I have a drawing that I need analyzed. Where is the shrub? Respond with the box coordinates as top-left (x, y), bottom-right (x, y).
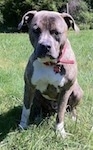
top-left (68, 0), bottom-right (93, 30)
top-left (0, 11), bottom-right (3, 24)
top-left (0, 0), bottom-right (93, 31)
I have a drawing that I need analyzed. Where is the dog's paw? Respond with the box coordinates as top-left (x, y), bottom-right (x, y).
top-left (18, 122), bottom-right (27, 130)
top-left (56, 128), bottom-right (73, 138)
top-left (72, 116), bottom-right (77, 121)
top-left (56, 122), bottom-right (67, 138)
top-left (56, 122), bottom-right (73, 138)
top-left (56, 128), bottom-right (67, 138)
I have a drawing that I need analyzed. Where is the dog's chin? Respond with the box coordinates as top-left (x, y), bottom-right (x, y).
top-left (37, 55), bottom-right (57, 64)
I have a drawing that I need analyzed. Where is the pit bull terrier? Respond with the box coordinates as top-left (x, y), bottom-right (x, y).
top-left (18, 10), bottom-right (83, 138)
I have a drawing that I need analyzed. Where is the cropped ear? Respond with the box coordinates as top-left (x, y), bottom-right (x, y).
top-left (61, 13), bottom-right (79, 32)
top-left (18, 11), bottom-right (37, 30)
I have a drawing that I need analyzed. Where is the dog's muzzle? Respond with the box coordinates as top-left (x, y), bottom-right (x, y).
top-left (35, 43), bottom-right (51, 58)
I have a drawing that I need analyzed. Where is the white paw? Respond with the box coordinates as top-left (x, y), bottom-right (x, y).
top-left (72, 116), bottom-right (77, 121)
top-left (18, 122), bottom-right (28, 130)
top-left (56, 122), bottom-right (67, 138)
top-left (19, 105), bottom-right (30, 130)
top-left (56, 122), bottom-right (73, 138)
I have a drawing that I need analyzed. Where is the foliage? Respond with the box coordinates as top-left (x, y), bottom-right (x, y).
top-left (68, 0), bottom-right (88, 23)
top-left (68, 0), bottom-right (93, 30)
top-left (0, 0), bottom-right (93, 31)
top-left (0, 10), bottom-right (3, 24)
top-left (84, 0), bottom-right (93, 10)
top-left (0, 0), bottom-right (27, 28)
top-left (0, 0), bottom-right (4, 24)
top-left (0, 0), bottom-right (64, 30)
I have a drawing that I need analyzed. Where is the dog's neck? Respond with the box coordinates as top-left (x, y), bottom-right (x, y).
top-left (58, 42), bottom-right (75, 65)
top-left (44, 42), bottom-right (75, 73)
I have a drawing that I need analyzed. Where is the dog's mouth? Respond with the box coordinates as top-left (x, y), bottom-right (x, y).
top-left (34, 43), bottom-right (59, 62)
top-left (35, 49), bottom-right (57, 64)
top-left (37, 56), bottom-right (57, 64)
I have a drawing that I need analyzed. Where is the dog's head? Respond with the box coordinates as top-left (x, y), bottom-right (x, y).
top-left (18, 10), bottom-right (79, 62)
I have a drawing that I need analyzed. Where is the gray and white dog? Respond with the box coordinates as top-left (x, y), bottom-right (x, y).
top-left (18, 10), bottom-right (83, 138)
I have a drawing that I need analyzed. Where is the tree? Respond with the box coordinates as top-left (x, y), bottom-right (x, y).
top-left (84, 0), bottom-right (93, 10)
top-left (68, 0), bottom-right (88, 22)
top-left (0, 0), bottom-right (93, 31)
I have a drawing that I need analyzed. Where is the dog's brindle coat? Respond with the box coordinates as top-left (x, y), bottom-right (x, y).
top-left (18, 10), bottom-right (83, 138)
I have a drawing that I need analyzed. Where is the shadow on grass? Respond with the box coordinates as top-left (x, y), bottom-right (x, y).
top-left (0, 93), bottom-right (57, 142)
top-left (0, 105), bottom-right (55, 142)
top-left (0, 106), bottom-right (22, 142)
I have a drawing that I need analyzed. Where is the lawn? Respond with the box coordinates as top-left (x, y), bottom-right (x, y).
top-left (0, 30), bottom-right (93, 150)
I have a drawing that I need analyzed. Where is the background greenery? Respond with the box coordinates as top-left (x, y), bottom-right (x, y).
top-left (0, 30), bottom-right (93, 149)
top-left (0, 0), bottom-right (93, 32)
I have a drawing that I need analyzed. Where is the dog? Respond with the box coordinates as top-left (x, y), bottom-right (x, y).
top-left (18, 10), bottom-right (83, 138)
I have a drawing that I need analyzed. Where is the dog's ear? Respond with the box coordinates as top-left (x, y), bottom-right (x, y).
top-left (61, 13), bottom-right (79, 32)
top-left (18, 11), bottom-right (37, 30)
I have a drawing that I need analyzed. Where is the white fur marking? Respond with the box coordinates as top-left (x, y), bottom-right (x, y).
top-left (56, 122), bottom-right (66, 138)
top-left (31, 60), bottom-right (66, 93)
top-left (72, 116), bottom-right (76, 121)
top-left (59, 77), bottom-right (66, 87)
top-left (42, 94), bottom-right (56, 100)
top-left (19, 105), bottom-right (30, 129)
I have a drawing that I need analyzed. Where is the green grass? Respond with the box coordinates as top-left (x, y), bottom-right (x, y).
top-left (0, 30), bottom-right (93, 150)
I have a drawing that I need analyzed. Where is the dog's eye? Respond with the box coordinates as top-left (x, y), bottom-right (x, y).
top-left (50, 30), bottom-right (60, 36)
top-left (32, 26), bottom-right (41, 34)
top-left (50, 30), bottom-right (61, 42)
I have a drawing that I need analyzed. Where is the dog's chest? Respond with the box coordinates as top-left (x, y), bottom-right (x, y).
top-left (31, 60), bottom-right (66, 99)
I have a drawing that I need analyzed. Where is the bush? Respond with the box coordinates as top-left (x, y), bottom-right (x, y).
top-left (68, 0), bottom-right (88, 22)
top-left (78, 24), bottom-right (90, 30)
top-left (0, 0), bottom-right (93, 31)
top-left (0, 0), bottom-right (60, 31)
top-left (0, 11), bottom-right (3, 24)
top-left (68, 0), bottom-right (93, 30)
top-left (0, 0), bottom-right (4, 24)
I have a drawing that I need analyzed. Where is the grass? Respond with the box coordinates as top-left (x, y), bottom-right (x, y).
top-left (0, 30), bottom-right (93, 150)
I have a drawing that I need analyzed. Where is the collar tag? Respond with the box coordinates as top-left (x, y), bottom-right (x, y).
top-left (54, 65), bottom-right (61, 73)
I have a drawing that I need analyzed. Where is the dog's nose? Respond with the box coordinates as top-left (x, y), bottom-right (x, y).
top-left (35, 43), bottom-right (51, 58)
top-left (41, 43), bottom-right (51, 51)
top-left (45, 44), bottom-right (51, 51)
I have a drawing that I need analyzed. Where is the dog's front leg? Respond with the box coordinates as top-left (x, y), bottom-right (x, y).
top-left (19, 84), bottom-right (35, 129)
top-left (56, 90), bottom-right (71, 138)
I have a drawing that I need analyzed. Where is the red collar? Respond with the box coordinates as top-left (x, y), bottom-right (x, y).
top-left (44, 43), bottom-right (75, 73)
top-left (57, 43), bottom-right (74, 64)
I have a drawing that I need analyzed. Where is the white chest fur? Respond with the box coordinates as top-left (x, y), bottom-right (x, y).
top-left (31, 60), bottom-right (66, 93)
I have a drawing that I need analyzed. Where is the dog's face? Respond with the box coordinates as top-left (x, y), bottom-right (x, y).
top-left (30, 11), bottom-right (68, 60)
top-left (18, 11), bottom-right (79, 61)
